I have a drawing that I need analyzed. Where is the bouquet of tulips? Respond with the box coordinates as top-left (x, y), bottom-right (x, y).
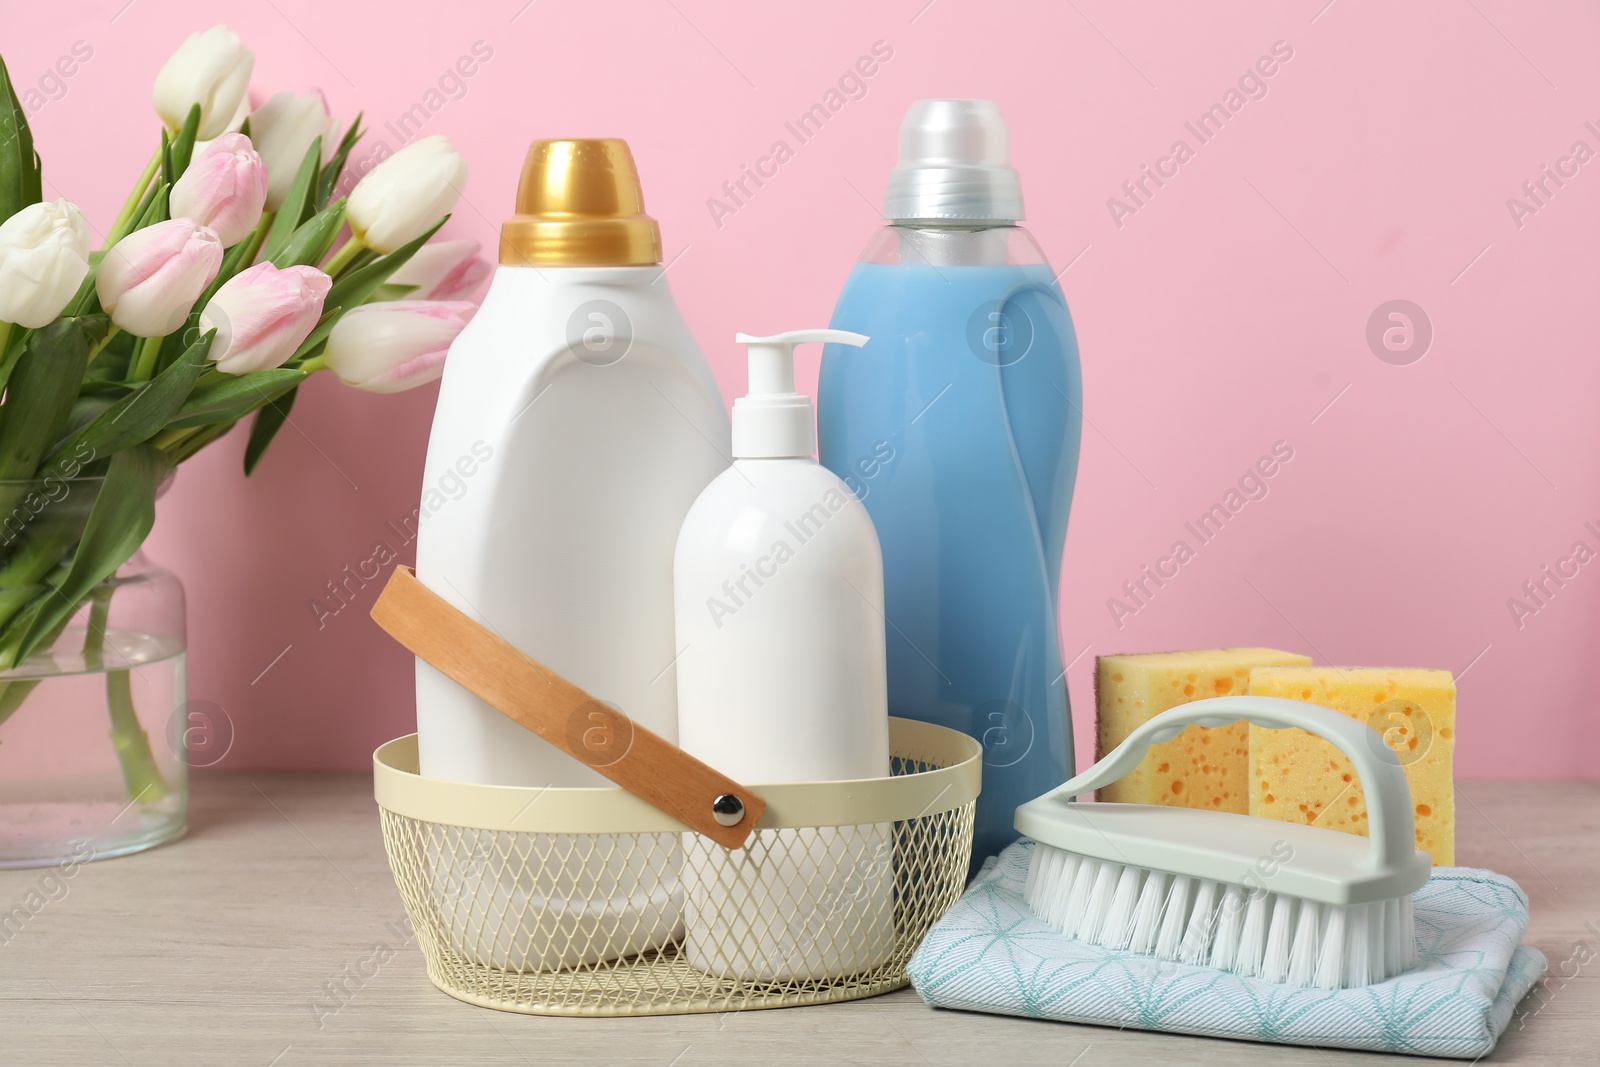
top-left (0, 26), bottom-right (485, 795)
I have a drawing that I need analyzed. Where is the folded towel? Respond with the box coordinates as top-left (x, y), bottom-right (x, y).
top-left (907, 841), bottom-right (1547, 1059)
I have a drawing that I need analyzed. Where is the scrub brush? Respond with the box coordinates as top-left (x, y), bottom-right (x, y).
top-left (1014, 696), bottom-right (1432, 990)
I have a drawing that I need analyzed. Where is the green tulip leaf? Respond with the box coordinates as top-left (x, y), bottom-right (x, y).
top-left (271, 198), bottom-right (347, 269)
top-left (342, 248), bottom-right (376, 276)
top-left (369, 283), bottom-right (418, 303)
top-left (317, 112), bottom-right (364, 209)
top-left (0, 318), bottom-right (99, 488)
top-left (77, 380), bottom-right (138, 397)
top-left (114, 177), bottom-right (170, 250)
top-left (149, 310), bottom-right (201, 377)
top-left (159, 127), bottom-right (173, 196)
top-left (243, 384), bottom-right (298, 475)
top-left (0, 336), bottom-right (28, 399)
top-left (43, 329), bottom-right (215, 469)
top-left (167, 369), bottom-right (306, 430)
top-left (259, 136), bottom-right (322, 264)
top-left (83, 333), bottom-right (138, 387)
top-left (8, 444), bottom-right (169, 664)
top-left (289, 307), bottom-right (341, 363)
top-left (0, 555), bottom-right (71, 671)
top-left (163, 420), bottom-right (234, 466)
top-left (138, 178), bottom-right (171, 229)
top-left (289, 219), bottom-right (444, 371)
top-left (0, 53), bottom-right (41, 223)
top-left (168, 104), bottom-right (201, 180)
top-left (23, 147), bottom-right (41, 210)
top-left (324, 215), bottom-right (447, 313)
top-left (61, 395), bottom-right (118, 438)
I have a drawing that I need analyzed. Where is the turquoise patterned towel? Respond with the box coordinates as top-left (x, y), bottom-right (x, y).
top-left (907, 841), bottom-right (1547, 1059)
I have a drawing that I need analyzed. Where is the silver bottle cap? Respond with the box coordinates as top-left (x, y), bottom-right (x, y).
top-left (883, 99), bottom-right (1024, 222)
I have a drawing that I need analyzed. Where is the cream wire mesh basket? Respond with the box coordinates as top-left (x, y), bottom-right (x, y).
top-left (374, 717), bottom-right (979, 1016)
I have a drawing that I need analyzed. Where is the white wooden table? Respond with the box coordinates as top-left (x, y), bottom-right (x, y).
top-left (1, 775), bottom-right (1593, 1065)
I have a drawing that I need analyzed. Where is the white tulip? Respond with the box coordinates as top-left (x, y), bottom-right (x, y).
top-left (249, 90), bottom-right (340, 211)
top-left (0, 200), bottom-right (92, 329)
top-left (322, 300), bottom-right (473, 392)
top-left (347, 136), bottom-right (467, 253)
top-left (152, 25), bottom-right (256, 140)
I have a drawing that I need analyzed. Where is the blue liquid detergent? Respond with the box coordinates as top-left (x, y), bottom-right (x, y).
top-left (819, 258), bottom-right (1083, 873)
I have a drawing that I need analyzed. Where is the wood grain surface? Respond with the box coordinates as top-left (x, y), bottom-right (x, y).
top-left (0, 777), bottom-right (1593, 1066)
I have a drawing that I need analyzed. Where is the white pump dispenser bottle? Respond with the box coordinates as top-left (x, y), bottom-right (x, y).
top-left (673, 329), bottom-right (893, 980)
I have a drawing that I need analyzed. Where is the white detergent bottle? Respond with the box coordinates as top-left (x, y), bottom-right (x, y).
top-left (414, 140), bottom-right (729, 970)
top-left (673, 329), bottom-right (894, 981)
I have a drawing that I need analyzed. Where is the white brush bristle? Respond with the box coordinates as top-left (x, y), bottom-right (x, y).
top-left (1022, 843), bottom-right (1417, 990)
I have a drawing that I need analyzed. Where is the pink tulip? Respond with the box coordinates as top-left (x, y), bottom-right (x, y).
top-left (97, 218), bottom-right (224, 337)
top-left (322, 300), bottom-right (474, 393)
top-left (387, 239), bottom-right (490, 301)
top-left (198, 262), bottom-right (331, 374)
top-left (170, 133), bottom-right (269, 246)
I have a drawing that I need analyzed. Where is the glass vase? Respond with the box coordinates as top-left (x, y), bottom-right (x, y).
top-left (0, 475), bottom-right (188, 869)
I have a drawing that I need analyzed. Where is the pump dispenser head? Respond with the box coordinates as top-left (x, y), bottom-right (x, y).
top-left (883, 99), bottom-right (1024, 223)
top-left (732, 330), bottom-right (868, 459)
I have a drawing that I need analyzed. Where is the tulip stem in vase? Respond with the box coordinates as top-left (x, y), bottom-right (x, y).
top-left (83, 585), bottom-right (112, 671)
top-left (83, 584), bottom-right (170, 804)
top-left (298, 354), bottom-right (327, 373)
top-left (104, 146), bottom-right (164, 248)
top-left (323, 235), bottom-right (363, 277)
top-left (105, 668), bottom-right (169, 804)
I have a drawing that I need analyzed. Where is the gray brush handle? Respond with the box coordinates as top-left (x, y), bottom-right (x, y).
top-left (1060, 696), bottom-right (1417, 873)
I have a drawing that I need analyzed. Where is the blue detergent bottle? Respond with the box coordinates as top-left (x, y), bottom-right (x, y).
top-left (818, 100), bottom-right (1083, 874)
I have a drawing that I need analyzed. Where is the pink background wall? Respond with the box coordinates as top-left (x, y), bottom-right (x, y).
top-left (7, 0), bottom-right (1597, 777)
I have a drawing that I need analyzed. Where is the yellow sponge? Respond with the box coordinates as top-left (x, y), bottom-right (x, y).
top-left (1096, 648), bottom-right (1312, 813)
top-left (1247, 666), bottom-right (1456, 865)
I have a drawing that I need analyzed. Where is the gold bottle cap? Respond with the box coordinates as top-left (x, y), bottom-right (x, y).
top-left (499, 139), bottom-right (663, 267)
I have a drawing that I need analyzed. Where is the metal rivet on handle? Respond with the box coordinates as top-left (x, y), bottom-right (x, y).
top-left (711, 794), bottom-right (745, 827)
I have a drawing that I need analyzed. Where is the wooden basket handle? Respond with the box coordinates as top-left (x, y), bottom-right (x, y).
top-left (371, 566), bottom-right (764, 849)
